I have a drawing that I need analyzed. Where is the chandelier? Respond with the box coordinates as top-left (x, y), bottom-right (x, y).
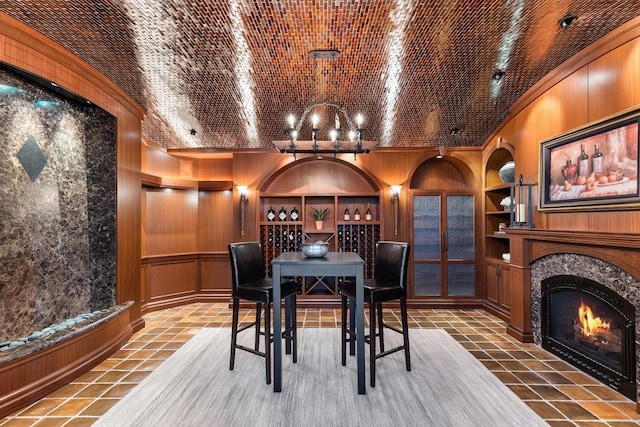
top-left (272, 100), bottom-right (377, 159)
top-left (272, 49), bottom-right (377, 159)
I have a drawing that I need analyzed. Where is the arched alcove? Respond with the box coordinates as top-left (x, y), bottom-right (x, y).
top-left (409, 156), bottom-right (476, 189)
top-left (409, 156), bottom-right (479, 300)
top-left (260, 157), bottom-right (380, 193)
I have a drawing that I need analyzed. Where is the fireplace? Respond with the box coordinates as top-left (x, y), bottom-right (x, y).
top-left (507, 230), bottom-right (640, 411)
top-left (541, 275), bottom-right (636, 400)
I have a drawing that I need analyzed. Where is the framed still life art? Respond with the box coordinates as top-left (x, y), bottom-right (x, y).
top-left (540, 108), bottom-right (640, 211)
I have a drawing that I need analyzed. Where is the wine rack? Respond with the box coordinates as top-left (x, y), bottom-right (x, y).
top-left (260, 223), bottom-right (303, 277)
top-left (259, 193), bottom-right (382, 300)
top-left (337, 223), bottom-right (379, 279)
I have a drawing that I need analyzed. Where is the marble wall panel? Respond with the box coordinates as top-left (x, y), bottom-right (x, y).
top-left (0, 68), bottom-right (116, 343)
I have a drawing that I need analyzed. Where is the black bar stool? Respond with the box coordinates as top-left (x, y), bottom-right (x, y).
top-left (338, 241), bottom-right (411, 387)
top-left (228, 242), bottom-right (300, 384)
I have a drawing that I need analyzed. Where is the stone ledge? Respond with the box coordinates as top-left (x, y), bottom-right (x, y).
top-left (0, 301), bottom-right (133, 367)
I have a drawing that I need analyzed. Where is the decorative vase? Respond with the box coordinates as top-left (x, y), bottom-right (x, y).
top-left (498, 161), bottom-right (515, 183)
top-left (315, 220), bottom-right (323, 230)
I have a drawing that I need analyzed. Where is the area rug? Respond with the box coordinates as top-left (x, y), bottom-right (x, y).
top-left (95, 328), bottom-right (547, 426)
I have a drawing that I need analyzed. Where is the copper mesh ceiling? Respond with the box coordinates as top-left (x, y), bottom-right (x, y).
top-left (1, 1), bottom-right (638, 150)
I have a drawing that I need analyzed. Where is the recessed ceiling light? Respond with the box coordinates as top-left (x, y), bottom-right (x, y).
top-left (492, 71), bottom-right (505, 81)
top-left (450, 127), bottom-right (459, 136)
top-left (190, 129), bottom-right (197, 136)
top-left (559, 13), bottom-right (577, 29)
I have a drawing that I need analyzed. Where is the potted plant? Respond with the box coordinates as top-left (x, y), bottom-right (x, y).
top-left (312, 207), bottom-right (330, 230)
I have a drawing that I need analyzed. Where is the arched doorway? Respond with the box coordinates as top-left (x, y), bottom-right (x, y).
top-left (410, 157), bottom-right (479, 299)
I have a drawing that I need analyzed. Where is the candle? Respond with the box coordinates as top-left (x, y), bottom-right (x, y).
top-left (516, 204), bottom-right (526, 223)
top-left (312, 114), bottom-right (319, 128)
top-left (356, 113), bottom-right (363, 128)
top-left (287, 114), bottom-right (295, 128)
top-left (335, 113), bottom-right (340, 130)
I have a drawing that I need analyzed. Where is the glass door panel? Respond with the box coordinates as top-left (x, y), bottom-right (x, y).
top-left (414, 263), bottom-right (441, 296)
top-left (447, 195), bottom-right (475, 295)
top-left (447, 196), bottom-right (474, 260)
top-left (413, 195), bottom-right (440, 260)
top-left (413, 194), bottom-right (475, 297)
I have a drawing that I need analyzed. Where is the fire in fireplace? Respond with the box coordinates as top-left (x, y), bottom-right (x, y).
top-left (541, 275), bottom-right (636, 400)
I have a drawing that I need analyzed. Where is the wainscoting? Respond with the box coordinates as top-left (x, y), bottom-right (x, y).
top-left (140, 253), bottom-right (231, 313)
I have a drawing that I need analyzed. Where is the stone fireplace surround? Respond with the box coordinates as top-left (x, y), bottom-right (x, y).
top-left (507, 229), bottom-right (640, 410)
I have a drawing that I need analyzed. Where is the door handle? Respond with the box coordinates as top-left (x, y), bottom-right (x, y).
top-left (441, 231), bottom-right (447, 253)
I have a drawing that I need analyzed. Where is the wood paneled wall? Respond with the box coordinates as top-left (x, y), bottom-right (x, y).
top-left (485, 18), bottom-right (640, 234)
top-left (141, 145), bottom-right (234, 309)
top-left (232, 149), bottom-right (482, 243)
top-left (145, 189), bottom-right (200, 256)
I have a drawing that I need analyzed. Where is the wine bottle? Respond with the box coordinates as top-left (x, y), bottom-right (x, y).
top-left (353, 208), bottom-right (361, 221)
top-left (290, 207), bottom-right (299, 221)
top-left (365, 203), bottom-right (372, 221)
top-left (592, 143), bottom-right (603, 175)
top-left (578, 143), bottom-right (590, 178)
top-left (343, 208), bottom-right (350, 221)
top-left (267, 207), bottom-right (276, 222)
top-left (278, 206), bottom-right (287, 221)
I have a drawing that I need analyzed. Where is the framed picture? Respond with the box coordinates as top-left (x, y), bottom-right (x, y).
top-left (540, 108), bottom-right (639, 211)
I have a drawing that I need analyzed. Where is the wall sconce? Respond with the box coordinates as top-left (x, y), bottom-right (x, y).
top-left (237, 185), bottom-right (248, 236)
top-left (391, 185), bottom-right (402, 235)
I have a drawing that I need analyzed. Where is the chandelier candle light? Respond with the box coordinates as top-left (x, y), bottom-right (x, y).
top-left (273, 101), bottom-right (377, 159)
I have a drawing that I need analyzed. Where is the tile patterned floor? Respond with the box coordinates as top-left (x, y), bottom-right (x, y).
top-left (1, 303), bottom-right (639, 426)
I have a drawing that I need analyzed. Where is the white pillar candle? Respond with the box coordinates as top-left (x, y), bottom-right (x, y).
top-left (516, 204), bottom-right (526, 223)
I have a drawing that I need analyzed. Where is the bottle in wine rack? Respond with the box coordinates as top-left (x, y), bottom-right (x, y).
top-left (343, 208), bottom-right (350, 221)
top-left (267, 207), bottom-right (276, 222)
top-left (365, 203), bottom-right (372, 221)
top-left (278, 206), bottom-right (287, 221)
top-left (290, 207), bottom-right (299, 221)
top-left (353, 208), bottom-right (361, 221)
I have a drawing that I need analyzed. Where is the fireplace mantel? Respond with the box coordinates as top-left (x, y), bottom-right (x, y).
top-left (505, 229), bottom-right (640, 343)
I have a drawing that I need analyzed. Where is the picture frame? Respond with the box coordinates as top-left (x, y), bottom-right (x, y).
top-left (540, 108), bottom-right (639, 211)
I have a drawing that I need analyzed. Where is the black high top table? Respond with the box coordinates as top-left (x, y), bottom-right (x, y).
top-left (271, 251), bottom-right (366, 394)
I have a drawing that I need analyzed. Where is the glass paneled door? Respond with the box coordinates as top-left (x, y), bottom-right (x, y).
top-left (412, 194), bottom-right (475, 297)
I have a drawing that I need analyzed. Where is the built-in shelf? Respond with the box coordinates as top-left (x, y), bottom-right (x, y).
top-left (259, 193), bottom-right (382, 299)
top-left (141, 172), bottom-right (232, 190)
top-left (483, 147), bottom-right (514, 319)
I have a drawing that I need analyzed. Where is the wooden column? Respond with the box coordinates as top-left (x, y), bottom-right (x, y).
top-left (506, 233), bottom-right (533, 342)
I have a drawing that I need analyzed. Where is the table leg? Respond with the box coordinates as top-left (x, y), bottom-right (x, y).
top-left (356, 267), bottom-right (365, 394)
top-left (272, 265), bottom-right (282, 392)
top-left (349, 299), bottom-right (356, 355)
top-left (285, 296), bottom-right (292, 354)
